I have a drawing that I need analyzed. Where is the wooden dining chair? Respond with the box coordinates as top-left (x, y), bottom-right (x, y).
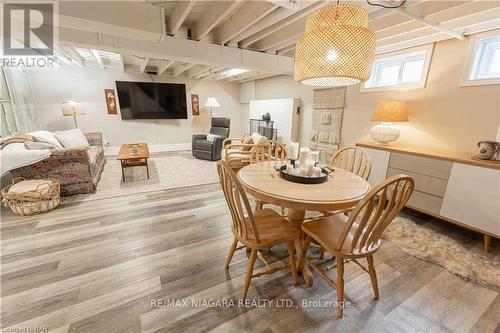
top-left (299, 174), bottom-right (414, 319)
top-left (315, 146), bottom-right (373, 258)
top-left (251, 141), bottom-right (288, 212)
top-left (250, 141), bottom-right (288, 164)
top-left (216, 160), bottom-right (300, 299)
top-left (330, 146), bottom-right (371, 180)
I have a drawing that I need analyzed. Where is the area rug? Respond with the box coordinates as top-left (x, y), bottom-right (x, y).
top-left (384, 216), bottom-right (500, 291)
top-left (63, 154), bottom-right (219, 203)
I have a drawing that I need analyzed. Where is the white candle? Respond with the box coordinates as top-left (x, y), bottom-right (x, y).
top-left (313, 166), bottom-right (322, 177)
top-left (299, 147), bottom-right (310, 167)
top-left (306, 159), bottom-right (314, 177)
top-left (286, 164), bottom-right (294, 173)
top-left (299, 167), bottom-right (307, 177)
top-left (290, 142), bottom-right (299, 160)
top-left (310, 151), bottom-right (319, 165)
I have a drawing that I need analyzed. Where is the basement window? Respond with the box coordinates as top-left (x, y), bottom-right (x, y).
top-left (462, 30), bottom-right (500, 86)
top-left (361, 44), bottom-right (434, 92)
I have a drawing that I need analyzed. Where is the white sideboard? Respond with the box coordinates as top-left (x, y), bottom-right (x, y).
top-left (358, 142), bottom-right (500, 252)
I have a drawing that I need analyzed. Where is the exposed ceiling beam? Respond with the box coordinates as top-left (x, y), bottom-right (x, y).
top-left (173, 63), bottom-right (195, 76)
top-left (368, 0), bottom-right (429, 21)
top-left (392, 7), bottom-right (465, 40)
top-left (167, 1), bottom-right (196, 35)
top-left (158, 59), bottom-right (175, 75)
top-left (214, 1), bottom-right (280, 45)
top-left (376, 16), bottom-right (500, 54)
top-left (277, 44), bottom-right (296, 55)
top-left (192, 1), bottom-right (241, 40)
top-left (90, 50), bottom-right (105, 69)
top-left (229, 1), bottom-right (315, 45)
top-left (250, 17), bottom-right (306, 51)
top-left (140, 57), bottom-right (150, 74)
top-left (377, 6), bottom-right (500, 48)
top-left (239, 1), bottom-right (327, 48)
top-left (226, 71), bottom-right (260, 82)
top-left (196, 66), bottom-right (225, 79)
top-left (375, 1), bottom-right (499, 40)
top-left (188, 66), bottom-right (214, 78)
top-left (57, 1), bottom-right (166, 42)
top-left (194, 69), bottom-right (212, 79)
top-left (203, 68), bottom-right (228, 80)
top-left (59, 46), bottom-right (84, 67)
top-left (57, 30), bottom-right (294, 75)
top-left (239, 73), bottom-right (281, 83)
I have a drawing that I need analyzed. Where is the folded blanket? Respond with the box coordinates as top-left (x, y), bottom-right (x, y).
top-left (0, 135), bottom-right (52, 176)
top-left (0, 135), bottom-right (35, 149)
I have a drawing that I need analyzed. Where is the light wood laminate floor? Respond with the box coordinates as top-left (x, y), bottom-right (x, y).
top-left (1, 183), bottom-right (499, 333)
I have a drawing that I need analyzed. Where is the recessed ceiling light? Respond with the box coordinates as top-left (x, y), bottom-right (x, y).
top-left (224, 68), bottom-right (250, 76)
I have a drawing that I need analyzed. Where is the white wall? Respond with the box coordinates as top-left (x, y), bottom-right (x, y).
top-left (244, 75), bottom-right (314, 147)
top-left (29, 67), bottom-right (244, 150)
top-left (252, 37), bottom-right (500, 153)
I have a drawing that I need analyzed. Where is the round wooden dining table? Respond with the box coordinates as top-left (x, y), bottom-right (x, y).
top-left (238, 161), bottom-right (371, 286)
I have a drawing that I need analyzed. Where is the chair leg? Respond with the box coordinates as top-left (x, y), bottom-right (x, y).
top-left (336, 258), bottom-right (345, 319)
top-left (367, 255), bottom-right (379, 300)
top-left (287, 241), bottom-right (298, 285)
top-left (225, 238), bottom-right (238, 269)
top-left (242, 248), bottom-right (257, 300)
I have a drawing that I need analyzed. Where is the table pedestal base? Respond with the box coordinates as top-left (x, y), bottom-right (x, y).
top-left (287, 209), bottom-right (314, 287)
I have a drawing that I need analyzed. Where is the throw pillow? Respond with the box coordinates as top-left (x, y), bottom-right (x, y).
top-left (251, 132), bottom-right (267, 145)
top-left (28, 130), bottom-right (63, 148)
top-left (239, 135), bottom-right (254, 152)
top-left (24, 141), bottom-right (57, 150)
top-left (207, 133), bottom-right (220, 143)
top-left (54, 129), bottom-right (90, 148)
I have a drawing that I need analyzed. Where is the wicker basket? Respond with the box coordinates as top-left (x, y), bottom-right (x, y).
top-left (2, 178), bottom-right (61, 216)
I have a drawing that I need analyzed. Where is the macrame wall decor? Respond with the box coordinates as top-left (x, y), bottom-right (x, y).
top-left (309, 87), bottom-right (346, 164)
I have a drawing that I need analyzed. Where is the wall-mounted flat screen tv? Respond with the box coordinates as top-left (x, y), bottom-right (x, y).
top-left (116, 81), bottom-right (188, 119)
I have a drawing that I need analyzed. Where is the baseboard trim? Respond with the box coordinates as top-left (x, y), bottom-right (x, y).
top-left (105, 143), bottom-right (191, 156)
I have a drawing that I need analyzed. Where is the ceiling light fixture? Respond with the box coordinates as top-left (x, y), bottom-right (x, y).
top-left (224, 68), bottom-right (250, 77)
top-left (294, 3), bottom-right (376, 87)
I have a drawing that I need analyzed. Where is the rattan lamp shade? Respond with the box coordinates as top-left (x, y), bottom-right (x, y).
top-left (371, 100), bottom-right (408, 122)
top-left (294, 4), bottom-right (376, 87)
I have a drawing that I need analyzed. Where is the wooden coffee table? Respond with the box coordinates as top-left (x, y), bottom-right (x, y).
top-left (117, 143), bottom-right (150, 181)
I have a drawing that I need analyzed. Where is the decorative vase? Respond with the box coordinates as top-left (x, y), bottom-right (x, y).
top-left (476, 141), bottom-right (498, 160)
top-left (370, 123), bottom-right (400, 144)
top-left (262, 113), bottom-right (271, 123)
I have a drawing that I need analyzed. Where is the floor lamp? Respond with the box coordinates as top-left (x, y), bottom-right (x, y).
top-left (61, 101), bottom-right (85, 128)
top-left (204, 97), bottom-right (220, 120)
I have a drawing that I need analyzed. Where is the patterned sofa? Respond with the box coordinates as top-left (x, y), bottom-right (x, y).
top-left (10, 133), bottom-right (106, 196)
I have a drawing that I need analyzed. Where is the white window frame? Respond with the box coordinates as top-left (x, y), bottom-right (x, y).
top-left (360, 44), bottom-right (434, 93)
top-left (461, 30), bottom-right (500, 87)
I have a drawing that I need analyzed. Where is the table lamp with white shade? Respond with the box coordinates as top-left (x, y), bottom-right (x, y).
top-left (204, 97), bottom-right (220, 119)
top-left (370, 100), bottom-right (408, 144)
top-left (61, 101), bottom-right (85, 128)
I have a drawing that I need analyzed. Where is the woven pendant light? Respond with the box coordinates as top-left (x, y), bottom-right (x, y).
top-left (294, 3), bottom-right (376, 86)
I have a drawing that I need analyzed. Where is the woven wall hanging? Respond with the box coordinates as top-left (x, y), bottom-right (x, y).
top-left (310, 87), bottom-right (346, 164)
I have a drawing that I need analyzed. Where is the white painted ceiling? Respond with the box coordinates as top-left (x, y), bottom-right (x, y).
top-left (47, 0), bottom-right (500, 82)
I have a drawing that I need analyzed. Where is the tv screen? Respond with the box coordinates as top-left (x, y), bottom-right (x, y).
top-left (116, 81), bottom-right (188, 119)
